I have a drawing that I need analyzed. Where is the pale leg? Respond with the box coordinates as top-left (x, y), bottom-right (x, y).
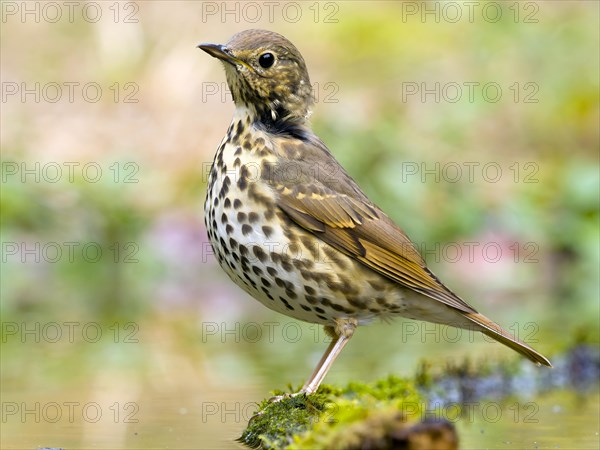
top-left (267, 318), bottom-right (357, 403)
top-left (300, 318), bottom-right (357, 395)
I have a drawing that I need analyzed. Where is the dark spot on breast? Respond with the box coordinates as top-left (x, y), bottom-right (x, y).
top-left (267, 267), bottom-right (277, 277)
top-left (229, 238), bottom-right (238, 249)
top-left (252, 246), bottom-right (267, 262)
top-left (300, 304), bottom-right (312, 312)
top-left (237, 212), bottom-right (247, 222)
top-left (219, 176), bottom-right (231, 198)
top-left (260, 277), bottom-right (271, 287)
top-left (225, 225), bottom-right (233, 235)
top-left (252, 266), bottom-right (263, 276)
top-left (262, 226), bottom-right (274, 238)
top-left (248, 212), bottom-right (259, 223)
top-left (233, 199), bottom-right (242, 209)
top-left (347, 297), bottom-right (366, 309)
top-left (220, 213), bottom-right (228, 224)
top-left (242, 224), bottom-right (252, 235)
top-left (300, 269), bottom-right (313, 280)
top-left (305, 286), bottom-right (315, 295)
top-left (274, 277), bottom-right (294, 291)
top-left (234, 121), bottom-right (244, 141)
top-left (240, 164), bottom-right (250, 178)
top-left (224, 198), bottom-right (231, 208)
top-left (239, 245), bottom-right (248, 257)
top-left (300, 235), bottom-right (319, 259)
top-left (279, 297), bottom-right (294, 311)
top-left (314, 307), bottom-right (326, 314)
top-left (306, 295), bottom-right (317, 305)
top-left (280, 258), bottom-right (293, 272)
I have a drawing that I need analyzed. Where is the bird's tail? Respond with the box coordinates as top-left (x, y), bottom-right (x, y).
top-left (464, 312), bottom-right (552, 367)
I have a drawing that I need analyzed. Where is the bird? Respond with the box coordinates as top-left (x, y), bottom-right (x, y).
top-left (198, 29), bottom-right (551, 395)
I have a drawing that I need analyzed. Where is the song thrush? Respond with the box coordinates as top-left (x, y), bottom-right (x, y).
top-left (199, 29), bottom-right (551, 395)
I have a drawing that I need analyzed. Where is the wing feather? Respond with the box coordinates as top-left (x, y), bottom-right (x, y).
top-left (267, 134), bottom-right (478, 314)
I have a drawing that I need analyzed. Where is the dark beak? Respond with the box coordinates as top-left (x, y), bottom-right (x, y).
top-left (197, 43), bottom-right (239, 65)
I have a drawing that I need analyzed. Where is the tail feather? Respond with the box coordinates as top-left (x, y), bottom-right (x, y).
top-left (464, 312), bottom-right (552, 367)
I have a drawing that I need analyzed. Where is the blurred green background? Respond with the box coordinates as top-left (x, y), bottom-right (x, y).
top-left (1, 1), bottom-right (598, 448)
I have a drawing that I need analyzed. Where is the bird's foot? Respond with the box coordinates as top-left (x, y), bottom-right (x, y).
top-left (267, 390), bottom-right (306, 403)
top-left (248, 391), bottom-right (306, 423)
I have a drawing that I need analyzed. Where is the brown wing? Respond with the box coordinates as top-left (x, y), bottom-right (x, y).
top-left (267, 135), bottom-right (477, 314)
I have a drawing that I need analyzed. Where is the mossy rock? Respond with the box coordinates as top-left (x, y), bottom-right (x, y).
top-left (239, 375), bottom-right (458, 450)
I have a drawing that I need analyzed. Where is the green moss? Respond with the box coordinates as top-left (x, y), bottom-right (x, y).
top-left (238, 376), bottom-right (425, 449)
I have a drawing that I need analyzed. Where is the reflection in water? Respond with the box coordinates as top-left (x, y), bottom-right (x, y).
top-left (2, 317), bottom-right (598, 448)
top-left (459, 390), bottom-right (600, 449)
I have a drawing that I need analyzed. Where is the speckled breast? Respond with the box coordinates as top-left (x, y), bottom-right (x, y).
top-left (204, 111), bottom-right (409, 325)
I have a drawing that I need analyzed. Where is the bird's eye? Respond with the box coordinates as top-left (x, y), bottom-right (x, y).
top-left (258, 53), bottom-right (275, 69)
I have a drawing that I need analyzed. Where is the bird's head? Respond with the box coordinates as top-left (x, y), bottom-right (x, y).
top-left (199, 29), bottom-right (313, 124)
